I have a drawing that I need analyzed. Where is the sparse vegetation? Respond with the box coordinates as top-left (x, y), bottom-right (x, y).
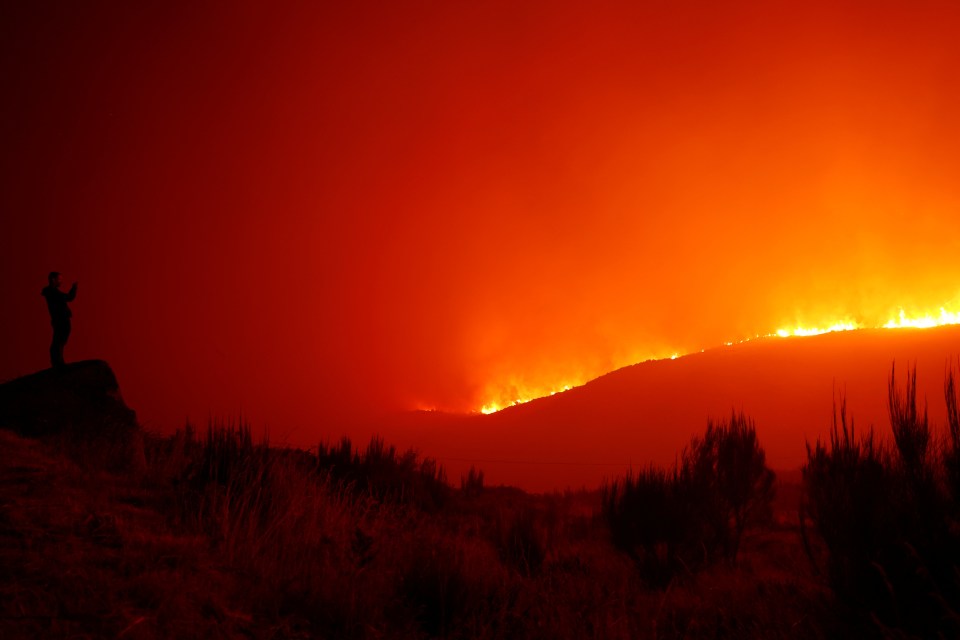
top-left (2, 414), bottom-right (839, 639)
top-left (33, 365), bottom-right (960, 638)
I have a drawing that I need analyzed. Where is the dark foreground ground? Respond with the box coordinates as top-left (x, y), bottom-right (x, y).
top-left (0, 424), bottom-right (862, 640)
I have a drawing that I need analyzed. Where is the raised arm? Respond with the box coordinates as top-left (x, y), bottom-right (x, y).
top-left (65, 282), bottom-right (78, 302)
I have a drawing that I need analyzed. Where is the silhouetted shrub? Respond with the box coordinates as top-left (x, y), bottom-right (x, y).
top-left (189, 420), bottom-right (261, 487)
top-left (803, 365), bottom-right (960, 637)
top-left (603, 412), bottom-right (775, 586)
top-left (944, 362), bottom-right (960, 505)
top-left (396, 531), bottom-right (504, 638)
top-left (493, 505), bottom-right (547, 576)
top-left (602, 465), bottom-right (690, 586)
top-left (802, 396), bottom-right (897, 617)
top-left (692, 412), bottom-right (776, 559)
top-left (316, 435), bottom-right (449, 511)
top-left (460, 465), bottom-right (485, 498)
top-left (400, 540), bottom-right (473, 636)
top-left (143, 421), bottom-right (200, 483)
top-left (177, 420), bottom-right (281, 543)
top-left (888, 363), bottom-right (932, 486)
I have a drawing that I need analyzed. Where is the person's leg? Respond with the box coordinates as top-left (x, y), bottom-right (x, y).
top-left (51, 320), bottom-right (70, 367)
top-left (60, 321), bottom-right (71, 365)
top-left (49, 325), bottom-right (58, 367)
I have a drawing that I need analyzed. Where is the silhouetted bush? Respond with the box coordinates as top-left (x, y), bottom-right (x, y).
top-left (692, 412), bottom-right (777, 559)
top-left (396, 530), bottom-right (505, 638)
top-left (493, 505), bottom-right (548, 576)
top-left (176, 420), bottom-right (282, 543)
top-left (944, 362), bottom-right (960, 505)
top-left (399, 539), bottom-right (474, 636)
top-left (603, 412), bottom-right (775, 586)
top-left (460, 465), bottom-right (485, 498)
top-left (189, 420), bottom-right (260, 487)
top-left (802, 396), bottom-right (897, 618)
top-left (888, 363), bottom-right (933, 487)
top-left (803, 365), bottom-right (960, 637)
top-left (143, 421), bottom-right (200, 483)
top-left (316, 435), bottom-right (449, 511)
top-left (602, 465), bottom-right (690, 586)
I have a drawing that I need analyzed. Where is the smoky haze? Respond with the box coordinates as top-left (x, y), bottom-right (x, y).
top-left (2, 1), bottom-right (960, 439)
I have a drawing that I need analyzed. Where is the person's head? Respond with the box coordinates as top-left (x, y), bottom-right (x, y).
top-left (48, 271), bottom-right (61, 287)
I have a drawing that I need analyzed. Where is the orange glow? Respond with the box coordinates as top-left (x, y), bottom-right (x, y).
top-left (4, 2), bottom-right (960, 447)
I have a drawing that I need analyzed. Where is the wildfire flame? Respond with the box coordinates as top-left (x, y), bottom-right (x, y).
top-left (476, 305), bottom-right (960, 414)
top-left (883, 308), bottom-right (960, 330)
top-left (480, 385), bottom-right (573, 415)
top-left (775, 321), bottom-right (858, 338)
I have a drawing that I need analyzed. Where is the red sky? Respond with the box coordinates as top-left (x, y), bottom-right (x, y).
top-left (2, 2), bottom-right (960, 445)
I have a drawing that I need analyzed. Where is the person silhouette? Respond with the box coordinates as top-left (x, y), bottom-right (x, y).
top-left (41, 271), bottom-right (78, 368)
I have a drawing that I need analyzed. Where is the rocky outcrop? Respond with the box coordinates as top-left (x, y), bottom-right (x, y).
top-left (0, 360), bottom-right (138, 438)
